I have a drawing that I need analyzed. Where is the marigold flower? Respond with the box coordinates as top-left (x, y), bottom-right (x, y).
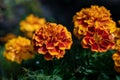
top-left (20, 14), bottom-right (46, 38)
top-left (115, 39), bottom-right (120, 51)
top-left (4, 36), bottom-right (34, 64)
top-left (112, 52), bottom-right (120, 67)
top-left (113, 28), bottom-right (120, 51)
top-left (32, 23), bottom-right (72, 60)
top-left (81, 27), bottom-right (115, 52)
top-left (73, 5), bottom-right (116, 39)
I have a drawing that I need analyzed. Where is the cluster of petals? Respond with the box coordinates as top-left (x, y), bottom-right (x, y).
top-left (81, 27), bottom-right (115, 52)
top-left (113, 28), bottom-right (120, 51)
top-left (4, 36), bottom-right (34, 64)
top-left (73, 5), bottom-right (116, 52)
top-left (73, 5), bottom-right (116, 39)
top-left (112, 52), bottom-right (120, 72)
top-left (32, 23), bottom-right (73, 60)
top-left (20, 14), bottom-right (46, 38)
top-left (112, 23), bottom-right (120, 72)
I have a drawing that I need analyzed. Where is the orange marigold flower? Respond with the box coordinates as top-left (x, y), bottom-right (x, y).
top-left (32, 23), bottom-right (73, 60)
top-left (112, 52), bottom-right (120, 73)
top-left (4, 36), bottom-right (34, 64)
top-left (73, 5), bottom-right (116, 39)
top-left (115, 39), bottom-right (120, 51)
top-left (81, 27), bottom-right (115, 52)
top-left (20, 14), bottom-right (46, 38)
top-left (112, 52), bottom-right (120, 67)
top-left (114, 28), bottom-right (120, 38)
top-left (113, 28), bottom-right (120, 51)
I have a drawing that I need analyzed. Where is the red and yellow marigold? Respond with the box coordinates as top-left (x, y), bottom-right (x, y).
top-left (32, 23), bottom-right (73, 60)
top-left (81, 27), bottom-right (115, 52)
top-left (4, 36), bottom-right (34, 64)
top-left (20, 14), bottom-right (46, 38)
top-left (73, 5), bottom-right (116, 39)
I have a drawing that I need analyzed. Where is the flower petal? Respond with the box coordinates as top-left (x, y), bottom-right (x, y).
top-left (48, 47), bottom-right (59, 55)
top-left (56, 50), bottom-right (65, 59)
top-left (58, 42), bottom-right (66, 50)
top-left (91, 43), bottom-right (99, 52)
top-left (44, 53), bottom-right (53, 60)
top-left (46, 42), bottom-right (54, 49)
top-left (38, 46), bottom-right (47, 54)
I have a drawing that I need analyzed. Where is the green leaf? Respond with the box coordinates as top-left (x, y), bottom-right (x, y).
top-left (47, 75), bottom-right (62, 80)
top-left (116, 75), bottom-right (120, 80)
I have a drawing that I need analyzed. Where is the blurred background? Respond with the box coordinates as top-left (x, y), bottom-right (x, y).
top-left (0, 0), bottom-right (120, 37)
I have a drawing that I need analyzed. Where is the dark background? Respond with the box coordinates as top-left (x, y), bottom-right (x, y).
top-left (40, 0), bottom-right (120, 31)
top-left (0, 0), bottom-right (120, 36)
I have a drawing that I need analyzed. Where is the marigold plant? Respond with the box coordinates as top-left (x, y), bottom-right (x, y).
top-left (73, 5), bottom-right (116, 39)
top-left (4, 36), bottom-right (34, 64)
top-left (32, 23), bottom-right (73, 60)
top-left (1, 3), bottom-right (120, 79)
top-left (20, 14), bottom-right (46, 38)
top-left (73, 5), bottom-right (116, 53)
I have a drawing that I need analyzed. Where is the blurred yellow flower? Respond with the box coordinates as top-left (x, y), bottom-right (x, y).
top-left (113, 28), bottom-right (120, 51)
top-left (112, 52), bottom-right (120, 73)
top-left (112, 52), bottom-right (120, 67)
top-left (115, 39), bottom-right (120, 51)
top-left (32, 23), bottom-right (73, 60)
top-left (4, 36), bottom-right (34, 64)
top-left (73, 5), bottom-right (116, 39)
top-left (20, 14), bottom-right (46, 38)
